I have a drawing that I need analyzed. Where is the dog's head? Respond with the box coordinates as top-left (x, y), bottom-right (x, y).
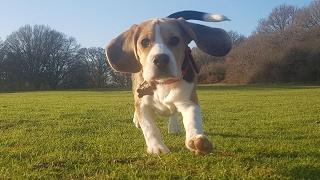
top-left (106, 14), bottom-right (231, 82)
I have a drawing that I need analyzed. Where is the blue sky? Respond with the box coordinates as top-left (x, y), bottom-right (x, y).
top-left (0, 0), bottom-right (313, 48)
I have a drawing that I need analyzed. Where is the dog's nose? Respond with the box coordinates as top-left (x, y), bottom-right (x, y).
top-left (153, 54), bottom-right (169, 69)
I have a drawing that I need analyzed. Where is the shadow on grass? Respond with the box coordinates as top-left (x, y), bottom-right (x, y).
top-left (256, 151), bottom-right (320, 160)
top-left (0, 119), bottom-right (40, 131)
top-left (197, 84), bottom-right (320, 91)
top-left (209, 132), bottom-right (320, 141)
top-left (209, 132), bottom-right (269, 141)
top-left (289, 166), bottom-right (320, 179)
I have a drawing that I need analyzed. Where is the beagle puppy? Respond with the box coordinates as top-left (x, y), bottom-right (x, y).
top-left (106, 11), bottom-right (231, 155)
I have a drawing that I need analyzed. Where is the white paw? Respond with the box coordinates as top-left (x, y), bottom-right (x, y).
top-left (147, 143), bottom-right (170, 155)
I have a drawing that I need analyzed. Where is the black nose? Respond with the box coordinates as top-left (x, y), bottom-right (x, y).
top-left (153, 54), bottom-right (169, 69)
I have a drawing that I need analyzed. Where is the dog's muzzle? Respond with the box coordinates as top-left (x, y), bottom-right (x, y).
top-left (153, 54), bottom-right (170, 70)
top-left (150, 53), bottom-right (176, 79)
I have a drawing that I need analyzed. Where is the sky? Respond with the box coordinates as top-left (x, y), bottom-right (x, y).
top-left (0, 0), bottom-right (314, 48)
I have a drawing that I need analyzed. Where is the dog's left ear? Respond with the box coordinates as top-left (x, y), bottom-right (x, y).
top-left (105, 25), bottom-right (142, 73)
top-left (178, 20), bottom-right (232, 56)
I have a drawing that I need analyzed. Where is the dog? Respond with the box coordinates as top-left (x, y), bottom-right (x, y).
top-left (106, 11), bottom-right (231, 155)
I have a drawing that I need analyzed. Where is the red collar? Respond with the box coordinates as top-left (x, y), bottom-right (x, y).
top-left (153, 78), bottom-right (180, 85)
top-left (152, 47), bottom-right (198, 85)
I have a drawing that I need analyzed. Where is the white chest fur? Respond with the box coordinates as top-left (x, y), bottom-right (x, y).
top-left (150, 80), bottom-right (194, 116)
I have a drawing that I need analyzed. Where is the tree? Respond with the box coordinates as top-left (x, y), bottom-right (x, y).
top-left (228, 31), bottom-right (247, 47)
top-left (0, 38), bottom-right (4, 66)
top-left (110, 71), bottom-right (132, 88)
top-left (0, 38), bottom-right (4, 65)
top-left (257, 4), bottom-right (298, 33)
top-left (44, 36), bottom-right (79, 89)
top-left (77, 47), bottom-right (112, 88)
top-left (308, 0), bottom-right (320, 26)
top-left (3, 25), bottom-right (79, 89)
top-left (0, 38), bottom-right (5, 88)
top-left (60, 58), bottom-right (90, 89)
top-left (295, 0), bottom-right (320, 30)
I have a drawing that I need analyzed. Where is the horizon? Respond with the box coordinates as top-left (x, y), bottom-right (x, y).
top-left (0, 0), bottom-right (313, 48)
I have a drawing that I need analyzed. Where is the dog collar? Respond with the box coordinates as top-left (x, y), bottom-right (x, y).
top-left (153, 79), bottom-right (180, 85)
top-left (152, 68), bottom-right (188, 85)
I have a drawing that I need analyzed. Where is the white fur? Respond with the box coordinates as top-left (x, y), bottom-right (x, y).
top-left (174, 101), bottom-right (203, 143)
top-left (203, 14), bottom-right (230, 22)
top-left (139, 95), bottom-right (170, 154)
top-left (142, 23), bottom-right (179, 82)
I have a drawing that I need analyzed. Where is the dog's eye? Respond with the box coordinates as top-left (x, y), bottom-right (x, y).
top-left (141, 38), bottom-right (151, 48)
top-left (169, 36), bottom-right (180, 46)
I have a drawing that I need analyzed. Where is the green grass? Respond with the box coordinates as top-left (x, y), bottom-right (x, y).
top-left (0, 85), bottom-right (320, 179)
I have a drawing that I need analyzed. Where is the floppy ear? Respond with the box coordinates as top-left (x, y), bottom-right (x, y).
top-left (105, 25), bottom-right (142, 73)
top-left (178, 20), bottom-right (232, 56)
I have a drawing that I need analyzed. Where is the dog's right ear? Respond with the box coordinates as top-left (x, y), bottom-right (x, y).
top-left (106, 25), bottom-right (142, 73)
top-left (177, 20), bottom-right (232, 57)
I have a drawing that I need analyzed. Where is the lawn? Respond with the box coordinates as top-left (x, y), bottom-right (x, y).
top-left (0, 85), bottom-right (319, 179)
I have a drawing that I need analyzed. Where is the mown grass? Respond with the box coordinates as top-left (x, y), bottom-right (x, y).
top-left (0, 85), bottom-right (319, 179)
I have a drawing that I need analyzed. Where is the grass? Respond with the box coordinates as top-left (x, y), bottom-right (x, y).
top-left (0, 85), bottom-right (320, 179)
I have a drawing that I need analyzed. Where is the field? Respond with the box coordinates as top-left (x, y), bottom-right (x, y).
top-left (0, 85), bottom-right (319, 179)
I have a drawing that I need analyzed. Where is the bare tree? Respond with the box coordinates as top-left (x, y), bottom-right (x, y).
top-left (308, 0), bottom-right (320, 26)
top-left (60, 58), bottom-right (90, 89)
top-left (295, 0), bottom-right (320, 30)
top-left (45, 36), bottom-right (79, 89)
top-left (114, 72), bottom-right (131, 88)
top-left (0, 38), bottom-right (5, 87)
top-left (257, 4), bottom-right (298, 33)
top-left (3, 25), bottom-right (79, 89)
top-left (0, 38), bottom-right (4, 64)
top-left (78, 47), bottom-right (112, 88)
top-left (228, 31), bottom-right (246, 47)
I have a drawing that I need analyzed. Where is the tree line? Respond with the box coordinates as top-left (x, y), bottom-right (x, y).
top-left (1, 1), bottom-right (319, 91)
top-left (0, 25), bottom-right (130, 90)
top-left (194, 0), bottom-right (320, 84)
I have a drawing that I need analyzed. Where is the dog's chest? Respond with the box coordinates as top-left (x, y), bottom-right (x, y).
top-left (151, 81), bottom-right (194, 116)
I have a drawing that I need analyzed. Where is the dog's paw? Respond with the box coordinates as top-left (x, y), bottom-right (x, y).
top-left (147, 143), bottom-right (170, 155)
top-left (186, 135), bottom-right (214, 155)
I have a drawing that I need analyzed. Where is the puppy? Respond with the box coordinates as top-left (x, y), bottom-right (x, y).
top-left (106, 11), bottom-right (231, 155)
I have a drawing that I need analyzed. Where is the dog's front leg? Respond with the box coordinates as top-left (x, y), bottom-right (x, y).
top-left (175, 101), bottom-right (213, 155)
top-left (139, 97), bottom-right (170, 154)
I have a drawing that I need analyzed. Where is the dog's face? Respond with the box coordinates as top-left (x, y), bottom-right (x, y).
top-left (136, 19), bottom-right (187, 82)
top-left (106, 18), bottom-right (231, 82)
